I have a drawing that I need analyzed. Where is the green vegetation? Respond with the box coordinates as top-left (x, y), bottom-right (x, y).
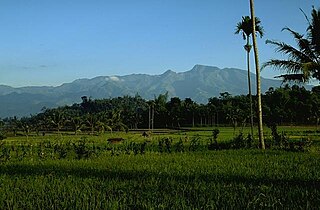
top-left (263, 7), bottom-right (320, 82)
top-left (1, 85), bottom-right (319, 142)
top-left (235, 15), bottom-right (264, 137)
top-left (1, 151), bottom-right (320, 209)
top-left (0, 126), bottom-right (319, 209)
top-left (0, 5), bottom-right (319, 210)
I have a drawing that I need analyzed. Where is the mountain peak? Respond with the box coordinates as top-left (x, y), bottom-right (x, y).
top-left (162, 69), bottom-right (176, 75)
top-left (0, 64), bottom-right (286, 118)
top-left (191, 64), bottom-right (219, 72)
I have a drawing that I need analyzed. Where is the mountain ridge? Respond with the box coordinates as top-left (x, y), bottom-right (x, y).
top-left (0, 64), bottom-right (286, 118)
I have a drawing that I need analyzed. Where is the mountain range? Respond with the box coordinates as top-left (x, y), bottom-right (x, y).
top-left (0, 64), bottom-right (285, 118)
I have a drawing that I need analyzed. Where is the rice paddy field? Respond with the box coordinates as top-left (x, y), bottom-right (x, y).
top-left (0, 126), bottom-right (320, 209)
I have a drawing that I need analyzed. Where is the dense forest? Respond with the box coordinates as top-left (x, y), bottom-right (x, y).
top-left (0, 84), bottom-right (319, 137)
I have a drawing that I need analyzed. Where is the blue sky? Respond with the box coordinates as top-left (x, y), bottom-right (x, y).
top-left (0, 0), bottom-right (317, 87)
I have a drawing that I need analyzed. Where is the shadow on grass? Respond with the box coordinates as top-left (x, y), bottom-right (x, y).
top-left (0, 162), bottom-right (318, 188)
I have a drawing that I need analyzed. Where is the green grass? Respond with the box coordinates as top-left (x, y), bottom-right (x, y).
top-left (1, 151), bottom-right (320, 209)
top-left (0, 126), bottom-right (320, 209)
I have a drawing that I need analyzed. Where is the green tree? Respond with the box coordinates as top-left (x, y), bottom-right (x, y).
top-left (108, 110), bottom-right (128, 132)
top-left (18, 117), bottom-right (32, 138)
top-left (235, 15), bottom-right (264, 137)
top-left (154, 92), bottom-right (169, 128)
top-left (49, 108), bottom-right (67, 134)
top-left (263, 87), bottom-right (290, 126)
top-left (167, 97), bottom-right (182, 128)
top-left (263, 7), bottom-right (320, 82)
top-left (6, 116), bottom-right (19, 136)
top-left (84, 113), bottom-right (98, 135)
top-left (208, 97), bottom-right (221, 126)
top-left (311, 86), bottom-right (320, 130)
top-left (183, 98), bottom-right (197, 127)
top-left (96, 111), bottom-right (112, 134)
top-left (66, 109), bottom-right (84, 135)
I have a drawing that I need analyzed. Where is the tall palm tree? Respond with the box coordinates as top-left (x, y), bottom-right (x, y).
top-left (235, 16), bottom-right (264, 138)
top-left (262, 7), bottom-right (320, 82)
top-left (249, 0), bottom-right (265, 149)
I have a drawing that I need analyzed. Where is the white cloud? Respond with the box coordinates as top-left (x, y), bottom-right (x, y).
top-left (106, 76), bottom-right (122, 82)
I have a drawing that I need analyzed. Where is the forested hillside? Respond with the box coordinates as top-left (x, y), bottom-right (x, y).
top-left (1, 85), bottom-right (319, 136)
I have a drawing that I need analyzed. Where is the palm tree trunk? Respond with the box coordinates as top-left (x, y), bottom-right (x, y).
top-left (152, 104), bottom-right (154, 131)
top-left (246, 37), bottom-right (254, 138)
top-left (148, 105), bottom-right (151, 131)
top-left (192, 111), bottom-right (195, 127)
top-left (249, 0), bottom-right (265, 149)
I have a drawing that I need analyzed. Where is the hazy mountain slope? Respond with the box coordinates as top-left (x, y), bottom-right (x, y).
top-left (0, 65), bottom-right (285, 118)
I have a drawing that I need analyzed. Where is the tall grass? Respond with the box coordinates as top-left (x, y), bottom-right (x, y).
top-left (0, 127), bottom-right (319, 209)
top-left (0, 150), bottom-right (320, 209)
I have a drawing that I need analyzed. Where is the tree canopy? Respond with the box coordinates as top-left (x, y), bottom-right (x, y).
top-left (263, 7), bottom-right (320, 82)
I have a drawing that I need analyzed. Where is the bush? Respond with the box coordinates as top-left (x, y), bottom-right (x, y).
top-left (269, 124), bottom-right (312, 152)
top-left (0, 131), bottom-right (6, 140)
top-left (287, 138), bottom-right (312, 152)
top-left (208, 129), bottom-right (220, 150)
top-left (158, 137), bottom-right (173, 153)
top-left (174, 139), bottom-right (184, 152)
top-left (232, 133), bottom-right (246, 149)
top-left (73, 138), bottom-right (91, 159)
top-left (209, 132), bottom-right (253, 150)
top-left (0, 146), bottom-right (11, 161)
top-left (189, 135), bottom-right (201, 151)
top-left (54, 144), bottom-right (68, 159)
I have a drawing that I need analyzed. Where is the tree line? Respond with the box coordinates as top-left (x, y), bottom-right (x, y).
top-left (0, 85), bottom-right (319, 137)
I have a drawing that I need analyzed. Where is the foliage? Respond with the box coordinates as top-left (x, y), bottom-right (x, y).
top-left (235, 16), bottom-right (264, 40)
top-left (1, 148), bottom-right (320, 209)
top-left (0, 132), bottom-right (6, 140)
top-left (72, 137), bottom-right (92, 159)
top-left (268, 124), bottom-right (313, 152)
top-left (158, 137), bottom-right (173, 153)
top-left (231, 132), bottom-right (252, 149)
top-left (1, 85), bottom-right (320, 135)
top-left (263, 7), bottom-right (320, 82)
top-left (208, 128), bottom-right (220, 150)
top-left (0, 119), bottom-right (7, 140)
top-left (189, 135), bottom-right (201, 151)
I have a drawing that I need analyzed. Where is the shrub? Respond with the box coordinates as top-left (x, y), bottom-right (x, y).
top-left (231, 132), bottom-right (246, 149)
top-left (73, 137), bottom-right (91, 159)
top-left (0, 131), bottom-right (6, 140)
top-left (158, 138), bottom-right (164, 153)
top-left (54, 144), bottom-right (68, 159)
top-left (174, 139), bottom-right (184, 152)
top-left (269, 124), bottom-right (312, 152)
top-left (158, 137), bottom-right (172, 153)
top-left (209, 132), bottom-right (253, 150)
top-left (189, 135), bottom-right (201, 151)
top-left (0, 146), bottom-right (11, 161)
top-left (139, 142), bottom-right (147, 154)
top-left (287, 138), bottom-right (312, 152)
top-left (208, 129), bottom-right (220, 150)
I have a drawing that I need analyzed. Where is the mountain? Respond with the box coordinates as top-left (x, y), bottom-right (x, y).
top-left (0, 64), bottom-right (287, 118)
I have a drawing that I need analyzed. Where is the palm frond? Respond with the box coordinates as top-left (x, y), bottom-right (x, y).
top-left (303, 62), bottom-right (320, 80)
top-left (265, 39), bottom-right (312, 62)
top-left (235, 16), bottom-right (264, 39)
top-left (274, 74), bottom-right (306, 82)
top-left (265, 7), bottom-right (320, 83)
top-left (282, 27), bottom-right (304, 39)
top-left (282, 27), bottom-right (318, 61)
top-left (308, 7), bottom-right (320, 56)
top-left (262, 59), bottom-right (303, 74)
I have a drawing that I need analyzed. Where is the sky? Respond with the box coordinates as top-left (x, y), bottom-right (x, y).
top-left (0, 0), bottom-right (318, 87)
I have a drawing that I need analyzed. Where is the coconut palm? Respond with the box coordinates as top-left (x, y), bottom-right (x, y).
top-left (235, 16), bottom-right (264, 137)
top-left (263, 7), bottom-right (320, 82)
top-left (249, 0), bottom-right (265, 149)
